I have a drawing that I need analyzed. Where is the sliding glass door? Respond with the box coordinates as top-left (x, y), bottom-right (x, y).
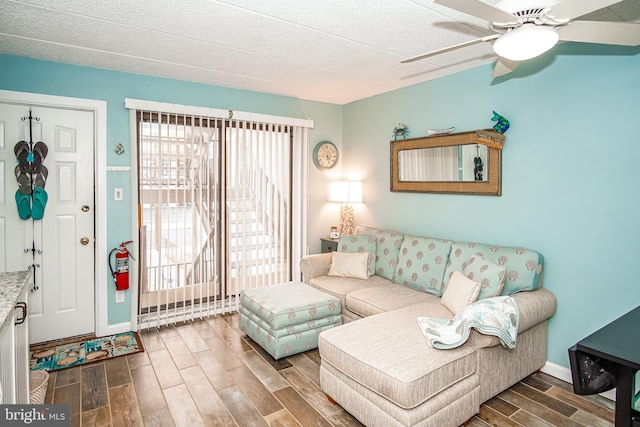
top-left (136, 112), bottom-right (292, 327)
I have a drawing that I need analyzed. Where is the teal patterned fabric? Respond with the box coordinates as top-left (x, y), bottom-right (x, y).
top-left (239, 281), bottom-right (342, 359)
top-left (239, 311), bottom-right (341, 359)
top-left (417, 296), bottom-right (519, 349)
top-left (393, 235), bottom-right (452, 296)
top-left (240, 282), bottom-right (341, 329)
top-left (338, 234), bottom-right (377, 276)
top-left (443, 242), bottom-right (543, 295)
top-left (238, 306), bottom-right (340, 338)
top-left (463, 254), bottom-right (506, 300)
top-left (354, 226), bottom-right (404, 280)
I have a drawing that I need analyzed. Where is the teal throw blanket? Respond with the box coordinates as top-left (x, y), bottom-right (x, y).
top-left (417, 296), bottom-right (519, 350)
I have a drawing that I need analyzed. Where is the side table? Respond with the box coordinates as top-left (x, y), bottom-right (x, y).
top-left (320, 237), bottom-right (339, 253)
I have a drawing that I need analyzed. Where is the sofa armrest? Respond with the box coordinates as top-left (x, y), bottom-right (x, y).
top-left (300, 253), bottom-right (332, 283)
top-left (468, 288), bottom-right (557, 348)
top-left (511, 288), bottom-right (557, 333)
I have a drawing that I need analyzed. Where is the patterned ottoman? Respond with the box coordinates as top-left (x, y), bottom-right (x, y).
top-left (238, 281), bottom-right (342, 359)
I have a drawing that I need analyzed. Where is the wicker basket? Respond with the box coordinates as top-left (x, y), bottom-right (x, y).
top-left (29, 370), bottom-right (49, 404)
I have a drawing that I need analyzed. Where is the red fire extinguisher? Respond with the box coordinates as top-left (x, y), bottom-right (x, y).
top-left (109, 241), bottom-right (134, 291)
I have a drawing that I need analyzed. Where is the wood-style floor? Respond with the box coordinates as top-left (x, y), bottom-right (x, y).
top-left (36, 313), bottom-right (615, 426)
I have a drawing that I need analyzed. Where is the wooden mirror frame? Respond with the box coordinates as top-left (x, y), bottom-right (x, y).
top-left (391, 130), bottom-right (502, 195)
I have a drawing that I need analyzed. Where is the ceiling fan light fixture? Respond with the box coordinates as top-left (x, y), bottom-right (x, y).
top-left (493, 24), bottom-right (559, 61)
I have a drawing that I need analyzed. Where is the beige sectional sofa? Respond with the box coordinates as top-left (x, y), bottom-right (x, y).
top-left (300, 225), bottom-right (557, 427)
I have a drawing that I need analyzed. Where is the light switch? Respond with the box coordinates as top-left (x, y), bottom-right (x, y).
top-left (114, 188), bottom-right (124, 201)
top-left (115, 290), bottom-right (125, 303)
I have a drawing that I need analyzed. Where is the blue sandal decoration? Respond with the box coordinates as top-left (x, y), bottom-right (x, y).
top-left (31, 187), bottom-right (48, 221)
top-left (15, 189), bottom-right (31, 220)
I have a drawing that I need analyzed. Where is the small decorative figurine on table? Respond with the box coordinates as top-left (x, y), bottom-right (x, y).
top-left (491, 111), bottom-right (510, 134)
top-left (329, 226), bottom-right (339, 239)
top-left (392, 123), bottom-right (409, 140)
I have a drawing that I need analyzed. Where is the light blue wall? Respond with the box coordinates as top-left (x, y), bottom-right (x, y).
top-left (0, 54), bottom-right (342, 325)
top-left (3, 44), bottom-right (639, 369)
top-left (341, 43), bottom-right (640, 368)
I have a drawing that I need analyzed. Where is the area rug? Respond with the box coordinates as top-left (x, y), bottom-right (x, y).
top-left (29, 331), bottom-right (144, 372)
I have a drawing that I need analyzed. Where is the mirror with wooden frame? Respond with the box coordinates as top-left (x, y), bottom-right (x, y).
top-left (391, 130), bottom-right (502, 195)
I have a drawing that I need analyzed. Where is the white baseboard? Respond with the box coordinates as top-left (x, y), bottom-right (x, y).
top-left (540, 361), bottom-right (572, 383)
top-left (102, 321), bottom-right (133, 336)
top-left (541, 361), bottom-right (616, 401)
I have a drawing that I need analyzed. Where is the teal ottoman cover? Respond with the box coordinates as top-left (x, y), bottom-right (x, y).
top-left (239, 281), bottom-right (342, 359)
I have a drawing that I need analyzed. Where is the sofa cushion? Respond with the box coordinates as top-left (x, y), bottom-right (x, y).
top-left (441, 271), bottom-right (481, 315)
top-left (444, 242), bottom-right (543, 295)
top-left (393, 235), bottom-right (452, 296)
top-left (355, 226), bottom-right (404, 281)
top-left (319, 302), bottom-right (477, 409)
top-left (328, 251), bottom-right (369, 280)
top-left (338, 234), bottom-right (377, 276)
top-left (463, 254), bottom-right (506, 300)
top-left (308, 274), bottom-right (389, 310)
top-left (346, 283), bottom-right (443, 318)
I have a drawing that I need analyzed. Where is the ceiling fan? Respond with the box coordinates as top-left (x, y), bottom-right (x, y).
top-left (402, 0), bottom-right (640, 77)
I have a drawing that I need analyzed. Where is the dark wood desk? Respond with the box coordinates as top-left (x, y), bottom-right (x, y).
top-left (572, 306), bottom-right (640, 427)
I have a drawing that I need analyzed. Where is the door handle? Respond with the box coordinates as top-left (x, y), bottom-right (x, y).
top-left (81, 205), bottom-right (90, 212)
top-left (15, 302), bottom-right (27, 325)
top-left (80, 237), bottom-right (90, 245)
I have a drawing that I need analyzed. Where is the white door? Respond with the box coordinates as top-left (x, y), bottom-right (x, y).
top-left (0, 102), bottom-right (95, 344)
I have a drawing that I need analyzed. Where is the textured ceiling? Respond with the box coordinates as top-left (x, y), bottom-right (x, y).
top-left (0, 0), bottom-right (639, 104)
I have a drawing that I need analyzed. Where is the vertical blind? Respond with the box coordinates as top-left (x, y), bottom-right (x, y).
top-left (129, 101), bottom-right (311, 329)
top-left (225, 121), bottom-right (292, 295)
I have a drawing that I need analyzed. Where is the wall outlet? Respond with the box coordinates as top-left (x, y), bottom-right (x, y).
top-left (115, 290), bottom-right (125, 303)
top-left (114, 188), bottom-right (124, 201)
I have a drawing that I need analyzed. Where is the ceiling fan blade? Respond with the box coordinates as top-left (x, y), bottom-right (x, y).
top-left (558, 21), bottom-right (640, 45)
top-left (435, 0), bottom-right (517, 24)
top-left (549, 0), bottom-right (626, 20)
top-left (492, 58), bottom-right (520, 77)
top-left (401, 35), bottom-right (499, 63)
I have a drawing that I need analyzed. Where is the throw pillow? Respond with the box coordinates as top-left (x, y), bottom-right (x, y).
top-left (361, 229), bottom-right (404, 281)
top-left (338, 234), bottom-right (377, 276)
top-left (327, 251), bottom-right (369, 280)
top-left (393, 235), bottom-right (452, 297)
top-left (463, 254), bottom-right (506, 300)
top-left (443, 241), bottom-right (544, 295)
top-left (440, 271), bottom-right (481, 315)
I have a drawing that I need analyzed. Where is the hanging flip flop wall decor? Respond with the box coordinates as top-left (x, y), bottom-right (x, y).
top-left (15, 109), bottom-right (49, 220)
top-left (16, 108), bottom-right (49, 292)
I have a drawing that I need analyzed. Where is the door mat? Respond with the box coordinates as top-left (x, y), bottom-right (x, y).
top-left (29, 331), bottom-right (144, 372)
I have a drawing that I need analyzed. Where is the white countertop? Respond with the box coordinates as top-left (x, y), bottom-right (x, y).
top-left (0, 270), bottom-right (32, 329)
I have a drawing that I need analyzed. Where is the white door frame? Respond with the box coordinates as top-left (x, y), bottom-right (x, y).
top-left (0, 89), bottom-right (109, 337)
top-left (128, 109), bottom-right (139, 332)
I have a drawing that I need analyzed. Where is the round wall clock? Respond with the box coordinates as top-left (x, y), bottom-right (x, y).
top-left (313, 141), bottom-right (339, 170)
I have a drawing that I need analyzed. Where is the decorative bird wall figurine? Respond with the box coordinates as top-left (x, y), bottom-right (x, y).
top-left (491, 111), bottom-right (510, 134)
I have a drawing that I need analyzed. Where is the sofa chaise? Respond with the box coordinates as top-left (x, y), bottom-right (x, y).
top-left (300, 225), bottom-right (557, 427)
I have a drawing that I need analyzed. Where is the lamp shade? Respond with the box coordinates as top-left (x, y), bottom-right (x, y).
top-left (493, 24), bottom-right (559, 61)
top-left (331, 180), bottom-right (363, 203)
